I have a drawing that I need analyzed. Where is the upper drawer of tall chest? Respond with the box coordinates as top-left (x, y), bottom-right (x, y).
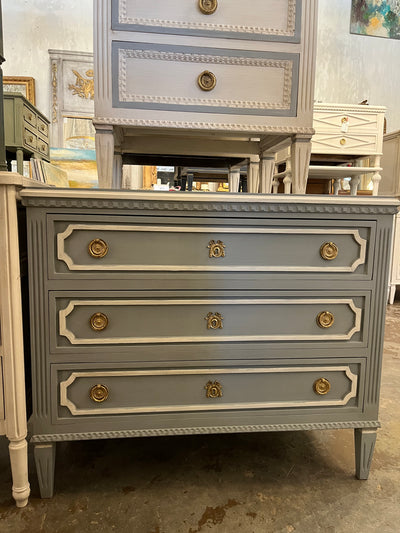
top-left (45, 214), bottom-right (375, 281)
top-left (111, 0), bottom-right (302, 43)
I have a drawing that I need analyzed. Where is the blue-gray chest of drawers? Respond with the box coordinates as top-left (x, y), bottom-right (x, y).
top-left (20, 190), bottom-right (398, 498)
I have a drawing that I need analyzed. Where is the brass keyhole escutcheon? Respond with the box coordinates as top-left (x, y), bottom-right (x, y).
top-left (208, 240), bottom-right (225, 258)
top-left (206, 312), bottom-right (223, 330)
top-left (199, 0), bottom-right (218, 14)
top-left (205, 380), bottom-right (223, 398)
top-left (88, 238), bottom-right (108, 258)
top-left (316, 311), bottom-right (334, 329)
top-left (90, 312), bottom-right (109, 331)
top-left (320, 242), bottom-right (338, 261)
top-left (198, 70), bottom-right (217, 91)
top-left (90, 384), bottom-right (109, 403)
top-left (313, 378), bottom-right (331, 396)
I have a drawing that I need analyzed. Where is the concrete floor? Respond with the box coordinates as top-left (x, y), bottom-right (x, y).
top-left (1, 304), bottom-right (400, 533)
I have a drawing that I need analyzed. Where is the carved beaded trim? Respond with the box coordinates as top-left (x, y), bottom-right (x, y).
top-left (118, 0), bottom-right (297, 36)
top-left (31, 420), bottom-right (381, 443)
top-left (119, 49), bottom-right (293, 110)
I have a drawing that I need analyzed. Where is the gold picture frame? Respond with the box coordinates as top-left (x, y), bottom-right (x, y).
top-left (3, 76), bottom-right (36, 105)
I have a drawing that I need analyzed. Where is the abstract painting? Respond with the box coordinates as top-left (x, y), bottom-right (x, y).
top-left (351, 1), bottom-right (400, 40)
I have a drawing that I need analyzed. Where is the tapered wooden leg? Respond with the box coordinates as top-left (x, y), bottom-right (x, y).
top-left (354, 428), bottom-right (377, 480)
top-left (291, 135), bottom-right (312, 194)
top-left (34, 443), bottom-right (56, 498)
top-left (9, 438), bottom-right (30, 507)
top-left (95, 125), bottom-right (114, 189)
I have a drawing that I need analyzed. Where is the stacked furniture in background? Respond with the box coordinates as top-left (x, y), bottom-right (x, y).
top-left (94, 0), bottom-right (318, 193)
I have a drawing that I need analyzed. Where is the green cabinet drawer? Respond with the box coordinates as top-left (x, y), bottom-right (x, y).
top-left (57, 364), bottom-right (360, 418)
top-left (37, 139), bottom-right (49, 157)
top-left (23, 105), bottom-right (37, 128)
top-left (52, 292), bottom-right (367, 348)
top-left (37, 117), bottom-right (49, 139)
top-left (23, 128), bottom-right (37, 150)
top-left (50, 216), bottom-right (374, 279)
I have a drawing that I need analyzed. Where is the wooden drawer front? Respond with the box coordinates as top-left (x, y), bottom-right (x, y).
top-left (56, 295), bottom-right (364, 346)
top-left (37, 117), bottom-right (49, 140)
top-left (54, 221), bottom-right (369, 276)
top-left (111, 42), bottom-right (299, 117)
top-left (23, 105), bottom-right (37, 129)
top-left (112, 0), bottom-right (301, 43)
top-left (58, 364), bottom-right (359, 417)
top-left (37, 139), bottom-right (49, 157)
top-left (313, 110), bottom-right (380, 135)
top-left (24, 128), bottom-right (37, 150)
top-left (312, 133), bottom-right (378, 155)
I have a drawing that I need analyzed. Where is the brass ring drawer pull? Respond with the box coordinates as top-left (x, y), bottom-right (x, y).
top-left (199, 0), bottom-right (218, 14)
top-left (88, 238), bottom-right (108, 258)
top-left (206, 312), bottom-right (223, 329)
top-left (320, 242), bottom-right (338, 261)
top-left (313, 378), bottom-right (331, 395)
top-left (90, 312), bottom-right (109, 331)
top-left (90, 384), bottom-right (109, 403)
top-left (316, 311), bottom-right (334, 329)
top-left (208, 240), bottom-right (225, 258)
top-left (198, 70), bottom-right (217, 91)
top-left (205, 380), bottom-right (223, 398)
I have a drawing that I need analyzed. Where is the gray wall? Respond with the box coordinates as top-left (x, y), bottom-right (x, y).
top-left (2, 0), bottom-right (400, 131)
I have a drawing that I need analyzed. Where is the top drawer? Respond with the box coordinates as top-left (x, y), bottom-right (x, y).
top-left (47, 215), bottom-right (374, 281)
top-left (112, 0), bottom-right (302, 43)
top-left (313, 110), bottom-right (382, 136)
top-left (23, 105), bottom-right (37, 129)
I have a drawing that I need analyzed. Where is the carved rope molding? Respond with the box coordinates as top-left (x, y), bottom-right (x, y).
top-left (119, 49), bottom-right (293, 110)
top-left (31, 421), bottom-right (381, 443)
top-left (20, 197), bottom-right (399, 216)
top-left (118, 0), bottom-right (297, 36)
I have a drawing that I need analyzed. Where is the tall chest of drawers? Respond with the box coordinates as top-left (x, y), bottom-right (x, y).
top-left (21, 189), bottom-right (397, 498)
top-left (94, 0), bottom-right (318, 193)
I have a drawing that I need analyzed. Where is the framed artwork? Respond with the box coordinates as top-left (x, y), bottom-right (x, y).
top-left (351, 1), bottom-right (400, 40)
top-left (3, 76), bottom-right (36, 104)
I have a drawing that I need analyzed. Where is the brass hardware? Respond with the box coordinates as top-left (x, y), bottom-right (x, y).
top-left (313, 378), bottom-right (331, 395)
top-left (88, 238), bottom-right (108, 258)
top-left (340, 138), bottom-right (346, 145)
top-left (206, 312), bottom-right (223, 330)
top-left (28, 113), bottom-right (33, 120)
top-left (90, 312), bottom-right (109, 331)
top-left (90, 384), bottom-right (109, 403)
top-left (205, 380), bottom-right (223, 398)
top-left (320, 242), bottom-right (338, 261)
top-left (208, 240), bottom-right (225, 258)
top-left (341, 117), bottom-right (348, 124)
top-left (198, 70), bottom-right (217, 91)
top-left (199, 0), bottom-right (218, 14)
top-left (28, 136), bottom-right (33, 143)
top-left (317, 311), bottom-right (334, 329)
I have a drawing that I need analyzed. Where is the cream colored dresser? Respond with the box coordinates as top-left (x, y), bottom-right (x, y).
top-left (21, 189), bottom-right (398, 498)
top-left (273, 103), bottom-right (386, 194)
top-left (380, 130), bottom-right (400, 303)
top-left (94, 0), bottom-right (318, 193)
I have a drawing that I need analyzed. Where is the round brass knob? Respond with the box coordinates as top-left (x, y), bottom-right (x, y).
top-left (316, 311), bottom-right (334, 329)
top-left (90, 312), bottom-right (109, 331)
top-left (198, 70), bottom-right (217, 91)
top-left (90, 384), bottom-right (109, 403)
top-left (199, 0), bottom-right (218, 14)
top-left (313, 378), bottom-right (331, 395)
top-left (320, 242), bottom-right (338, 261)
top-left (88, 238), bottom-right (108, 258)
top-left (205, 312), bottom-right (223, 330)
top-left (340, 138), bottom-right (346, 146)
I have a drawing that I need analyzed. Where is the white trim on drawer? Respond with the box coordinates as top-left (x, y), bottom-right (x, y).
top-left (57, 224), bottom-right (367, 273)
top-left (59, 366), bottom-right (358, 416)
top-left (59, 298), bottom-right (362, 344)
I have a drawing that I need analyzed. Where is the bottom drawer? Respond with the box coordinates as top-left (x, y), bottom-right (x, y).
top-left (58, 364), bottom-right (359, 417)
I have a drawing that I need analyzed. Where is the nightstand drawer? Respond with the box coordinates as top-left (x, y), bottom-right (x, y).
top-left (37, 117), bottom-right (49, 139)
top-left (57, 363), bottom-right (360, 418)
top-left (312, 133), bottom-right (379, 155)
top-left (313, 110), bottom-right (381, 135)
top-left (23, 128), bottom-right (37, 150)
top-left (52, 293), bottom-right (367, 348)
top-left (111, 41), bottom-right (299, 117)
top-left (52, 218), bottom-right (372, 278)
top-left (23, 105), bottom-right (37, 129)
top-left (112, 0), bottom-right (301, 43)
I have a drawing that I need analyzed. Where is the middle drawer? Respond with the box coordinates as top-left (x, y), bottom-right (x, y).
top-left (50, 292), bottom-right (368, 352)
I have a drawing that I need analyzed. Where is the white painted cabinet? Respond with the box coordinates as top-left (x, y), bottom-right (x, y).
top-left (94, 0), bottom-right (318, 193)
